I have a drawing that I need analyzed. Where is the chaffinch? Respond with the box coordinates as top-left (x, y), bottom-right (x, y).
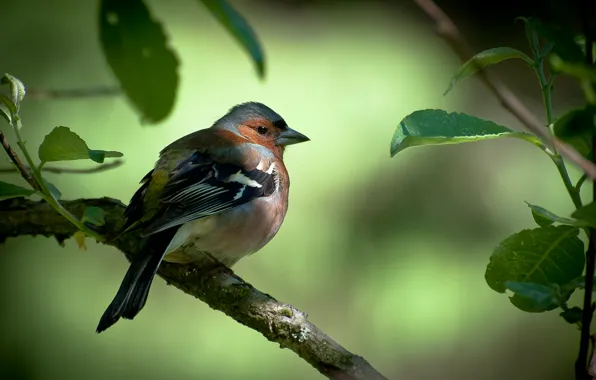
top-left (96, 102), bottom-right (309, 333)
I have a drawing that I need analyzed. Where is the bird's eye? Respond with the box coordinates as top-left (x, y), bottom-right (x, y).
top-left (256, 126), bottom-right (268, 135)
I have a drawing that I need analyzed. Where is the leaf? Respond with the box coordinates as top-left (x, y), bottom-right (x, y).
top-left (0, 94), bottom-right (16, 123)
top-left (38, 126), bottom-right (123, 164)
top-left (44, 179), bottom-right (62, 200)
top-left (1, 73), bottom-right (26, 109)
top-left (0, 104), bottom-right (10, 124)
top-left (390, 109), bottom-right (543, 157)
top-left (0, 181), bottom-right (35, 200)
top-left (74, 231), bottom-right (87, 251)
top-left (82, 206), bottom-right (106, 227)
top-left (572, 202), bottom-right (596, 229)
top-left (518, 17), bottom-right (584, 63)
top-left (553, 107), bottom-right (596, 157)
top-left (560, 307), bottom-right (583, 324)
top-left (485, 226), bottom-right (585, 312)
top-left (444, 47), bottom-right (533, 95)
top-left (525, 202), bottom-right (585, 228)
top-left (550, 55), bottom-right (596, 83)
top-left (99, 0), bottom-right (179, 123)
top-left (199, 0), bottom-right (265, 78)
top-left (504, 281), bottom-right (560, 312)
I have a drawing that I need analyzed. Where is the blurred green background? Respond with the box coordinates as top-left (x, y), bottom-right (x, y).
top-left (0, 0), bottom-right (590, 379)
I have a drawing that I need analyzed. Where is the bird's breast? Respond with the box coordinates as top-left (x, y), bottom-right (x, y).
top-left (162, 194), bottom-right (287, 267)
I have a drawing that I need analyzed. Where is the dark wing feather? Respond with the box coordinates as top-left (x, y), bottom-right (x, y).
top-left (141, 151), bottom-right (277, 236)
top-left (120, 169), bottom-right (154, 232)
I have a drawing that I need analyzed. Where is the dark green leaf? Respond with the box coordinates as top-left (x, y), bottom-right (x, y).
top-left (572, 202), bottom-right (596, 229)
top-left (200, 0), bottom-right (265, 78)
top-left (444, 48), bottom-right (533, 95)
top-left (82, 206), bottom-right (105, 226)
top-left (504, 281), bottom-right (560, 312)
top-left (1, 73), bottom-right (26, 109)
top-left (0, 181), bottom-right (35, 200)
top-left (518, 17), bottom-right (584, 63)
top-left (99, 0), bottom-right (179, 123)
top-left (526, 202), bottom-right (585, 227)
top-left (38, 126), bottom-right (123, 164)
top-left (44, 180), bottom-right (62, 200)
top-left (485, 226), bottom-right (585, 312)
top-left (560, 307), bottom-right (583, 324)
top-left (564, 276), bottom-right (594, 291)
top-left (553, 107), bottom-right (596, 157)
top-left (391, 109), bottom-right (543, 157)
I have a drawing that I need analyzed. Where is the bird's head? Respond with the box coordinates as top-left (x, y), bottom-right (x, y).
top-left (215, 102), bottom-right (310, 156)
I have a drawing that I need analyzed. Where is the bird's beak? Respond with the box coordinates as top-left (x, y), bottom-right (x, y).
top-left (276, 127), bottom-right (310, 146)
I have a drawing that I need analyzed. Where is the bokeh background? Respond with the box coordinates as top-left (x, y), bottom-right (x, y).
top-left (0, 0), bottom-right (590, 379)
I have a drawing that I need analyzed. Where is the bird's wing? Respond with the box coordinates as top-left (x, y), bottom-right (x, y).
top-left (138, 150), bottom-right (277, 236)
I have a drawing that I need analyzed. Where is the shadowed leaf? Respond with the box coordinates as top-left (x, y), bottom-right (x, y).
top-left (526, 202), bottom-right (586, 227)
top-left (504, 281), bottom-right (560, 312)
top-left (1, 73), bottom-right (26, 109)
top-left (553, 107), bottom-right (596, 157)
top-left (572, 202), bottom-right (596, 229)
top-left (200, 0), bottom-right (265, 78)
top-left (99, 0), bottom-right (179, 123)
top-left (0, 181), bottom-right (35, 200)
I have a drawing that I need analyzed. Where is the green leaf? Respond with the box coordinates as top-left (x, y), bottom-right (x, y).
top-left (525, 202), bottom-right (585, 228)
top-left (518, 17), bottom-right (584, 63)
top-left (0, 73), bottom-right (26, 109)
top-left (82, 206), bottom-right (106, 226)
top-left (99, 0), bottom-right (179, 123)
top-left (38, 126), bottom-right (123, 164)
top-left (572, 202), bottom-right (596, 229)
top-left (391, 109), bottom-right (542, 157)
top-left (444, 47), bottom-right (533, 95)
top-left (504, 281), bottom-right (560, 312)
top-left (485, 226), bottom-right (585, 312)
top-left (44, 179), bottom-right (62, 200)
top-left (560, 307), bottom-right (583, 324)
top-left (553, 107), bottom-right (596, 157)
top-left (0, 181), bottom-right (35, 200)
top-left (199, 0), bottom-right (265, 78)
top-left (550, 55), bottom-right (596, 83)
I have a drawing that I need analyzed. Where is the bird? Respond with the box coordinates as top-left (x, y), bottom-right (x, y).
top-left (96, 102), bottom-right (309, 333)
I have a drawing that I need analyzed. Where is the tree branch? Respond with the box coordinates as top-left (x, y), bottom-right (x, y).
top-left (0, 159), bottom-right (123, 174)
top-left (0, 197), bottom-right (387, 380)
top-left (0, 129), bottom-right (40, 190)
top-left (1, 87), bottom-right (122, 100)
top-left (414, 0), bottom-right (596, 180)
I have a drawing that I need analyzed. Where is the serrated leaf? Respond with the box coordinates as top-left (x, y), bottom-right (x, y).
top-left (1, 73), bottom-right (26, 108)
top-left (0, 181), bottom-right (35, 200)
top-left (82, 206), bottom-right (105, 227)
top-left (485, 226), bottom-right (585, 312)
top-left (504, 281), bottom-right (560, 312)
top-left (560, 307), bottom-right (583, 324)
top-left (99, 0), bottom-right (179, 123)
top-left (74, 231), bottom-right (87, 251)
top-left (38, 126), bottom-right (123, 164)
top-left (526, 202), bottom-right (585, 227)
top-left (44, 179), bottom-right (62, 200)
top-left (444, 47), bottom-right (533, 95)
top-left (199, 0), bottom-right (265, 78)
top-left (572, 202), bottom-right (596, 229)
top-left (553, 107), bottom-right (596, 157)
top-left (391, 109), bottom-right (543, 157)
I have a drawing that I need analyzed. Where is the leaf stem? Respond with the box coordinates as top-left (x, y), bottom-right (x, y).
top-left (7, 113), bottom-right (104, 242)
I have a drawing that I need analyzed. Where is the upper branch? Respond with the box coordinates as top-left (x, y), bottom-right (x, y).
top-left (0, 197), bottom-right (387, 380)
top-left (414, 0), bottom-right (596, 180)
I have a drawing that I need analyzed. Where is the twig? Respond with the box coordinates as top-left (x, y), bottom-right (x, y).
top-left (0, 129), bottom-right (40, 190)
top-left (4, 87), bottom-right (122, 100)
top-left (577, 2), bottom-right (596, 378)
top-left (0, 159), bottom-right (123, 174)
top-left (414, 0), bottom-right (596, 180)
top-left (0, 197), bottom-right (388, 380)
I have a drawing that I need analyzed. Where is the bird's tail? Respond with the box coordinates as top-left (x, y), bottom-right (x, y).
top-left (96, 228), bottom-right (178, 333)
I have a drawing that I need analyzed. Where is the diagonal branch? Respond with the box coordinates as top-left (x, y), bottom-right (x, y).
top-left (0, 197), bottom-right (388, 380)
top-left (0, 129), bottom-right (40, 190)
top-left (414, 0), bottom-right (596, 180)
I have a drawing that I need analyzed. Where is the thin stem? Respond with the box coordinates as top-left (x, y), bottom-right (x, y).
top-left (551, 155), bottom-right (584, 209)
top-left (577, 174), bottom-right (589, 193)
top-left (8, 115), bottom-right (104, 242)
